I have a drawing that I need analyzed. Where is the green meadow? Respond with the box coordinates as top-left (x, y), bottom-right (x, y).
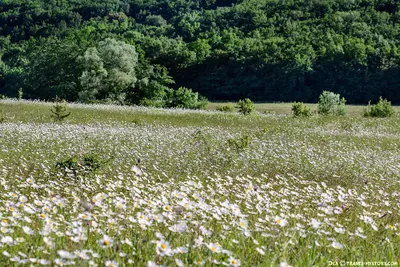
top-left (0, 100), bottom-right (399, 266)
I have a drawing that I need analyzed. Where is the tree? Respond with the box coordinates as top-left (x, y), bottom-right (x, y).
top-left (0, 58), bottom-right (5, 89)
top-left (3, 0), bottom-right (400, 104)
top-left (77, 47), bottom-right (108, 102)
top-left (78, 38), bottom-right (138, 103)
top-left (24, 38), bottom-right (84, 100)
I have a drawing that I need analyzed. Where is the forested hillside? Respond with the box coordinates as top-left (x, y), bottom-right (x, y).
top-left (1, 0), bottom-right (400, 104)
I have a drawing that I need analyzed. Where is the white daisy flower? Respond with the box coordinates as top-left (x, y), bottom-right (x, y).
top-left (22, 226), bottom-right (34, 235)
top-left (156, 240), bottom-right (172, 256)
top-left (105, 260), bottom-right (118, 267)
top-left (99, 235), bottom-right (113, 248)
top-left (275, 216), bottom-right (288, 227)
top-left (57, 250), bottom-right (77, 259)
top-left (228, 257), bottom-right (241, 266)
top-left (331, 241), bottom-right (344, 249)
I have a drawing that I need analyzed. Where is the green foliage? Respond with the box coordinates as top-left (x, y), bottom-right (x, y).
top-left (51, 98), bottom-right (71, 122)
top-left (56, 156), bottom-right (79, 176)
top-left (166, 87), bottom-right (208, 109)
top-left (139, 98), bottom-right (166, 108)
top-left (83, 153), bottom-right (106, 174)
top-left (364, 97), bottom-right (395, 118)
top-left (2, 0), bottom-right (400, 104)
top-left (0, 109), bottom-right (4, 123)
top-left (145, 15), bottom-right (167, 27)
top-left (317, 91), bottom-right (347, 116)
top-left (292, 102), bottom-right (312, 117)
top-left (192, 130), bottom-right (214, 153)
top-left (237, 98), bottom-right (255, 115)
top-left (126, 65), bottom-right (174, 106)
top-left (56, 153), bottom-right (109, 181)
top-left (216, 104), bottom-right (234, 112)
top-left (227, 134), bottom-right (252, 153)
top-left (18, 88), bottom-right (23, 100)
top-left (78, 38), bottom-right (139, 103)
top-left (23, 38), bottom-right (84, 100)
top-left (337, 98), bottom-right (347, 116)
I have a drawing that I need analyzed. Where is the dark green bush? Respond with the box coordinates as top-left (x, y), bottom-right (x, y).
top-left (51, 97), bottom-right (71, 122)
top-left (139, 98), bottom-right (166, 108)
top-left (216, 104), bottom-right (234, 112)
top-left (292, 102), bottom-right (312, 117)
top-left (364, 97), bottom-right (395, 117)
top-left (56, 153), bottom-right (109, 182)
top-left (166, 87), bottom-right (208, 109)
top-left (0, 110), bottom-right (4, 123)
top-left (237, 98), bottom-right (255, 115)
top-left (227, 134), bottom-right (252, 153)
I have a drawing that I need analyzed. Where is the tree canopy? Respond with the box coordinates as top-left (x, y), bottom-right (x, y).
top-left (1, 0), bottom-right (400, 104)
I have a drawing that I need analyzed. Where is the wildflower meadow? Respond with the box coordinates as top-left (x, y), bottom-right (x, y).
top-left (0, 100), bottom-right (399, 266)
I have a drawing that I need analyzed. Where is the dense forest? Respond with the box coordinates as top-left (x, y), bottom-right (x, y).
top-left (1, 0), bottom-right (400, 105)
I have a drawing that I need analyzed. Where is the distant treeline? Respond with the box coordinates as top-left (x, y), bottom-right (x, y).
top-left (1, 0), bottom-right (400, 104)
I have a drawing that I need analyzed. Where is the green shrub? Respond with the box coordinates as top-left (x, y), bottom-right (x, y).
top-left (51, 97), bottom-right (71, 122)
top-left (227, 134), bottom-right (252, 153)
top-left (192, 130), bottom-right (214, 153)
top-left (56, 153), bottom-right (109, 182)
top-left (364, 97), bottom-right (395, 117)
top-left (292, 102), bottom-right (312, 117)
top-left (18, 88), bottom-right (23, 100)
top-left (216, 104), bottom-right (234, 112)
top-left (237, 98), bottom-right (255, 115)
top-left (336, 98), bottom-right (347, 116)
top-left (139, 98), bottom-right (166, 108)
top-left (0, 110), bottom-right (4, 123)
top-left (166, 87), bottom-right (208, 109)
top-left (317, 91), bottom-right (347, 115)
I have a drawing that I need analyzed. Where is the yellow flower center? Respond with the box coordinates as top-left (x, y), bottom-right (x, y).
top-left (103, 240), bottom-right (110, 246)
top-left (277, 219), bottom-right (281, 224)
top-left (161, 243), bottom-right (167, 250)
top-left (231, 260), bottom-right (237, 264)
